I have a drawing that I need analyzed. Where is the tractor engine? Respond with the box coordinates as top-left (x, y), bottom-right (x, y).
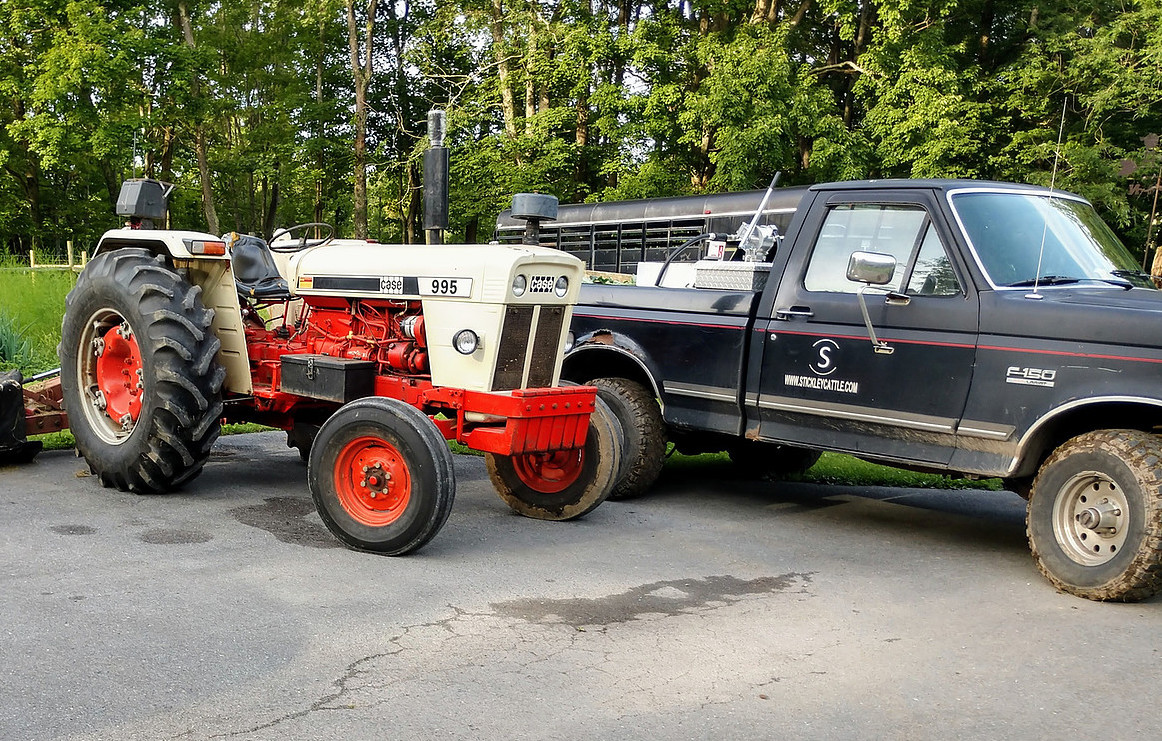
top-left (296, 299), bottom-right (428, 376)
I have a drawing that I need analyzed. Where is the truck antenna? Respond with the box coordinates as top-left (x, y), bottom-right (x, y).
top-left (1028, 98), bottom-right (1068, 300)
top-left (738, 172), bottom-right (781, 262)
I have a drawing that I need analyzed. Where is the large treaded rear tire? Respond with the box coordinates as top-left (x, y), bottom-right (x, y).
top-left (1028, 429), bottom-right (1162, 602)
top-left (591, 377), bottom-right (666, 499)
top-left (59, 249), bottom-right (225, 493)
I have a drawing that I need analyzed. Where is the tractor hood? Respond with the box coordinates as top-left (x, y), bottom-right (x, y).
top-left (287, 240), bottom-right (585, 305)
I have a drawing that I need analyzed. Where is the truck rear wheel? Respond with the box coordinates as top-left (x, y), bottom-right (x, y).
top-left (59, 249), bottom-right (225, 493)
top-left (308, 397), bottom-right (455, 555)
top-left (486, 397), bottom-right (621, 520)
top-left (591, 377), bottom-right (666, 499)
top-left (728, 441), bottom-right (821, 479)
top-left (1027, 429), bottom-right (1162, 601)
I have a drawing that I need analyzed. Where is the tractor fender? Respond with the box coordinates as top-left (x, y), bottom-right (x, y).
top-left (95, 228), bottom-right (231, 262)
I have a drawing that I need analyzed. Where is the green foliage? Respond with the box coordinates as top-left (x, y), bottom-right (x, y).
top-left (0, 0), bottom-right (1158, 259)
top-left (0, 268), bottom-right (75, 373)
top-left (0, 309), bottom-right (31, 369)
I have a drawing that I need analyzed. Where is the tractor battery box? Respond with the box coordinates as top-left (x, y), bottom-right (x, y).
top-left (280, 355), bottom-right (376, 403)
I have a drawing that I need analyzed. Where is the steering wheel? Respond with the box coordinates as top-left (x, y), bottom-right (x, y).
top-left (269, 222), bottom-right (335, 252)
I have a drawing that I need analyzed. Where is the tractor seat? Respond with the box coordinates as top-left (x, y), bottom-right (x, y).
top-left (231, 234), bottom-right (291, 300)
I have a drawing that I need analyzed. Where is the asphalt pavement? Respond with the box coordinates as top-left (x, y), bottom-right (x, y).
top-left (1, 431), bottom-right (1159, 740)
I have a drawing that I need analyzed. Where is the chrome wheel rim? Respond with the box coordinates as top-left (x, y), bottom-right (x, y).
top-left (1052, 471), bottom-right (1130, 566)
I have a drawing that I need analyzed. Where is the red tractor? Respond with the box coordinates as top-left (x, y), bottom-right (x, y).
top-left (29, 179), bottom-right (621, 554)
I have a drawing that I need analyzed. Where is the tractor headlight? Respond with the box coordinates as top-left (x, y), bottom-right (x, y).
top-left (512, 274), bottom-right (527, 297)
top-left (554, 276), bottom-right (569, 297)
top-left (453, 329), bottom-right (479, 355)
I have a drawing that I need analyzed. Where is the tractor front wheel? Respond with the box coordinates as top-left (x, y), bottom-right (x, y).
top-left (308, 397), bottom-right (455, 554)
top-left (485, 398), bottom-right (621, 520)
top-left (59, 249), bottom-right (225, 493)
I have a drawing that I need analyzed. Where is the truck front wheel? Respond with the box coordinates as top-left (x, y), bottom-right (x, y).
top-left (308, 397), bottom-right (455, 555)
top-left (591, 377), bottom-right (666, 499)
top-left (1027, 429), bottom-right (1162, 601)
top-left (59, 249), bottom-right (225, 493)
top-left (486, 398), bottom-right (621, 520)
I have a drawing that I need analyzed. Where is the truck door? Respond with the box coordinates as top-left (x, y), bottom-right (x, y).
top-left (753, 191), bottom-right (979, 465)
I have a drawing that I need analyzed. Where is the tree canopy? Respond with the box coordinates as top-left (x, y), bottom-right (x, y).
top-left (1, 0), bottom-right (1160, 261)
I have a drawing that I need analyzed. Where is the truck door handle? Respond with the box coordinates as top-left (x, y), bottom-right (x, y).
top-left (774, 306), bottom-right (814, 320)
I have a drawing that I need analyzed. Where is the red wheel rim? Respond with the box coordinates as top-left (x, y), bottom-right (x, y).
top-left (94, 322), bottom-right (143, 427)
top-left (333, 436), bottom-right (412, 526)
top-left (511, 449), bottom-right (584, 494)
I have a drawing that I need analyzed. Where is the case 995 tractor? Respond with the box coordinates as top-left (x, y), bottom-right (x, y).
top-left (55, 179), bottom-right (621, 555)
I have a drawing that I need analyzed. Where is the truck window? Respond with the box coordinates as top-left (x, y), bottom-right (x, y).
top-left (804, 204), bottom-right (926, 293)
top-left (904, 223), bottom-right (961, 296)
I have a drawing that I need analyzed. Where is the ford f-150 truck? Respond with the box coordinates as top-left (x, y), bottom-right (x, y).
top-left (534, 179), bottom-right (1162, 602)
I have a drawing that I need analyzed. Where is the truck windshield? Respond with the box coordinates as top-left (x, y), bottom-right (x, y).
top-left (951, 191), bottom-right (1153, 289)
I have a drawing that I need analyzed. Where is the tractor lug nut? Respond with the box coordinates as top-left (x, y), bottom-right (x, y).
top-left (119, 414), bottom-right (133, 431)
top-left (92, 338), bottom-right (105, 357)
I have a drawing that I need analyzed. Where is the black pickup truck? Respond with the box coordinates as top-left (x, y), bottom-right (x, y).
top-left (550, 179), bottom-right (1162, 602)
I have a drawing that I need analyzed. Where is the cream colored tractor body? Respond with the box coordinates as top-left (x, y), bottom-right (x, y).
top-left (58, 184), bottom-right (620, 554)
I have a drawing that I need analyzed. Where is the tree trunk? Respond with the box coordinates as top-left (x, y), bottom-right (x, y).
top-left (490, 0), bottom-right (519, 138)
top-left (263, 175), bottom-right (281, 241)
top-left (177, 0), bottom-right (219, 233)
top-left (347, 0), bottom-right (378, 240)
top-left (405, 158), bottom-right (421, 244)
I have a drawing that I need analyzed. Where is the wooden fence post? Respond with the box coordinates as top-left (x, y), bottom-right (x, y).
top-left (28, 250), bottom-right (35, 268)
top-left (67, 240), bottom-right (74, 268)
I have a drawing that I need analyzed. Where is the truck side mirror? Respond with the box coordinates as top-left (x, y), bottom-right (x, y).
top-left (846, 251), bottom-right (898, 356)
top-left (846, 251), bottom-right (896, 285)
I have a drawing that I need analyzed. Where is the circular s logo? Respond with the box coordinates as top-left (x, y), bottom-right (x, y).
top-left (810, 338), bottom-right (840, 376)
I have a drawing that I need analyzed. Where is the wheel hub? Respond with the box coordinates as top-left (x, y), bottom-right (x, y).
top-left (512, 449), bottom-right (584, 494)
top-left (1052, 472), bottom-right (1130, 566)
top-left (335, 437), bottom-right (412, 526)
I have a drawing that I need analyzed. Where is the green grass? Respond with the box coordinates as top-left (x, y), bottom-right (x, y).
top-left (0, 268), bottom-right (77, 374)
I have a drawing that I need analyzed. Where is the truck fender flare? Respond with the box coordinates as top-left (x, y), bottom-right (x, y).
top-left (1012, 395), bottom-right (1162, 475)
top-left (564, 330), bottom-right (665, 403)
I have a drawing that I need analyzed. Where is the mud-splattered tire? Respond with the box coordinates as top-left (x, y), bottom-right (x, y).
top-left (308, 397), bottom-right (455, 555)
top-left (1028, 429), bottom-right (1162, 602)
top-left (486, 397), bottom-right (621, 520)
top-left (59, 249), bottom-right (225, 493)
top-left (591, 377), bottom-right (666, 499)
top-left (728, 441), bottom-right (821, 479)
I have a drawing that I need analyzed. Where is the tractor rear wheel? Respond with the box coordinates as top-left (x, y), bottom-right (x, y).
top-left (308, 397), bottom-right (455, 554)
top-left (59, 249), bottom-right (225, 493)
top-left (485, 397), bottom-right (621, 520)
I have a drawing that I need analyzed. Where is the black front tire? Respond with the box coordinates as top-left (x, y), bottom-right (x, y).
top-left (1028, 429), bottom-right (1162, 601)
top-left (308, 397), bottom-right (455, 555)
top-left (590, 377), bottom-right (666, 499)
top-left (486, 397), bottom-right (621, 520)
top-left (59, 249), bottom-right (225, 493)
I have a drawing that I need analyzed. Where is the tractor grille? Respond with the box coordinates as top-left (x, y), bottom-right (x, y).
top-left (492, 305), bottom-right (566, 391)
